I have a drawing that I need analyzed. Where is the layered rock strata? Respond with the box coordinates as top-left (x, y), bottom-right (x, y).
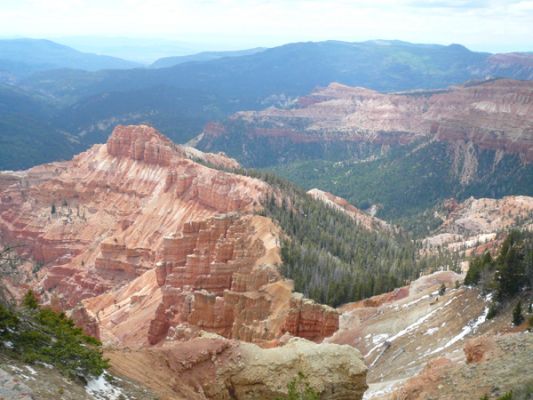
top-left (0, 124), bottom-right (339, 349)
top-left (197, 79), bottom-right (533, 163)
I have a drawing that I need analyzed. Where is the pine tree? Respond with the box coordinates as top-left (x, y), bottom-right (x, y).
top-left (22, 290), bottom-right (38, 309)
top-left (486, 303), bottom-right (498, 320)
top-left (512, 301), bottom-right (524, 326)
top-left (438, 283), bottom-right (446, 296)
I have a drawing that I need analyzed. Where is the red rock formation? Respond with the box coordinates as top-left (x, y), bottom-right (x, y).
top-left (200, 79), bottom-right (533, 162)
top-left (147, 214), bottom-right (338, 345)
top-left (0, 124), bottom-right (338, 348)
top-left (0, 125), bottom-right (268, 308)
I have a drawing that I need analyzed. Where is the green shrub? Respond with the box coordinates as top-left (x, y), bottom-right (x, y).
top-left (1, 290), bottom-right (108, 381)
top-left (464, 231), bottom-right (533, 302)
top-left (22, 290), bottom-right (39, 309)
top-left (0, 303), bottom-right (19, 329)
top-left (439, 283), bottom-right (446, 296)
top-left (276, 372), bottom-right (319, 400)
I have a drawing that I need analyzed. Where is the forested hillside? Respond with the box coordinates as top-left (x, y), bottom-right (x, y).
top-left (0, 85), bottom-right (80, 170)
top-left (269, 141), bottom-right (533, 228)
top-left (239, 171), bottom-right (435, 306)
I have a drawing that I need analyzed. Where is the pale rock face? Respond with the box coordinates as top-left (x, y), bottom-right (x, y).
top-left (106, 335), bottom-right (368, 400)
top-left (220, 337), bottom-right (368, 400)
top-left (422, 195), bottom-right (533, 255)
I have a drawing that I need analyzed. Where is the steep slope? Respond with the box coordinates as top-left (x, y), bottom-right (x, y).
top-left (307, 188), bottom-right (397, 234)
top-left (0, 124), bottom-right (370, 398)
top-left (327, 270), bottom-right (533, 400)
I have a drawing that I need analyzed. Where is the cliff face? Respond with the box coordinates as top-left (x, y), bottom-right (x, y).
top-left (422, 195), bottom-right (533, 259)
top-left (0, 124), bottom-right (339, 348)
top-left (196, 79), bottom-right (533, 166)
top-left (0, 125), bottom-right (265, 307)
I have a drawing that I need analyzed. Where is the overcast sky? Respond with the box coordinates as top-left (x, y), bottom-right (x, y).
top-left (1, 0), bottom-right (532, 53)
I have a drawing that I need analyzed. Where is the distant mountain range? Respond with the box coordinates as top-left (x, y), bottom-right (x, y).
top-left (1, 38), bottom-right (532, 170)
top-left (0, 39), bottom-right (141, 81)
top-left (150, 47), bottom-right (267, 68)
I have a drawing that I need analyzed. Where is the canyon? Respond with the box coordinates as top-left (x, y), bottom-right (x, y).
top-left (1, 124), bottom-right (532, 399)
top-left (196, 79), bottom-right (533, 166)
top-left (194, 78), bottom-right (533, 223)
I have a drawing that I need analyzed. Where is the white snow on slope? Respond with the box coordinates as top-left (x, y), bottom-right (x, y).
top-left (86, 373), bottom-right (129, 400)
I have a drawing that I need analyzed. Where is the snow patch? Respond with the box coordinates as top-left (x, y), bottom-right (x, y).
top-left (401, 294), bottom-right (429, 309)
top-left (372, 333), bottom-right (390, 345)
top-left (429, 302), bottom-right (489, 355)
top-left (25, 366), bottom-right (37, 375)
top-left (86, 373), bottom-right (129, 400)
top-left (367, 307), bottom-right (440, 357)
top-left (363, 381), bottom-right (400, 400)
top-left (424, 327), bottom-right (439, 336)
top-left (36, 361), bottom-right (54, 369)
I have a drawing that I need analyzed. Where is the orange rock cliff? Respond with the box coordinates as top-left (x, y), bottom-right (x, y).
top-left (0, 124), bottom-right (338, 348)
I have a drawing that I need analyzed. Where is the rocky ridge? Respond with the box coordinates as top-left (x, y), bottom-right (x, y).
top-left (196, 78), bottom-right (533, 166)
top-left (106, 335), bottom-right (367, 400)
top-left (422, 195), bottom-right (533, 259)
top-left (307, 188), bottom-right (396, 233)
top-left (0, 124), bottom-right (365, 399)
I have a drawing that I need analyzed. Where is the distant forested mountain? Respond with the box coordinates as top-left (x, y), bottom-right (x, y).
top-left (150, 47), bottom-right (266, 68)
top-left (0, 84), bottom-right (80, 169)
top-left (0, 38), bottom-right (140, 81)
top-left (1, 39), bottom-right (532, 170)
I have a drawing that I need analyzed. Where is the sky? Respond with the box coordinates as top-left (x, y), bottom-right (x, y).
top-left (1, 0), bottom-right (532, 54)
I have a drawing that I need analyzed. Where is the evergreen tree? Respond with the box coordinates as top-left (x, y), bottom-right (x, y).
top-left (22, 290), bottom-right (38, 309)
top-left (512, 301), bottom-right (524, 326)
top-left (486, 303), bottom-right (498, 320)
top-left (438, 283), bottom-right (446, 296)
